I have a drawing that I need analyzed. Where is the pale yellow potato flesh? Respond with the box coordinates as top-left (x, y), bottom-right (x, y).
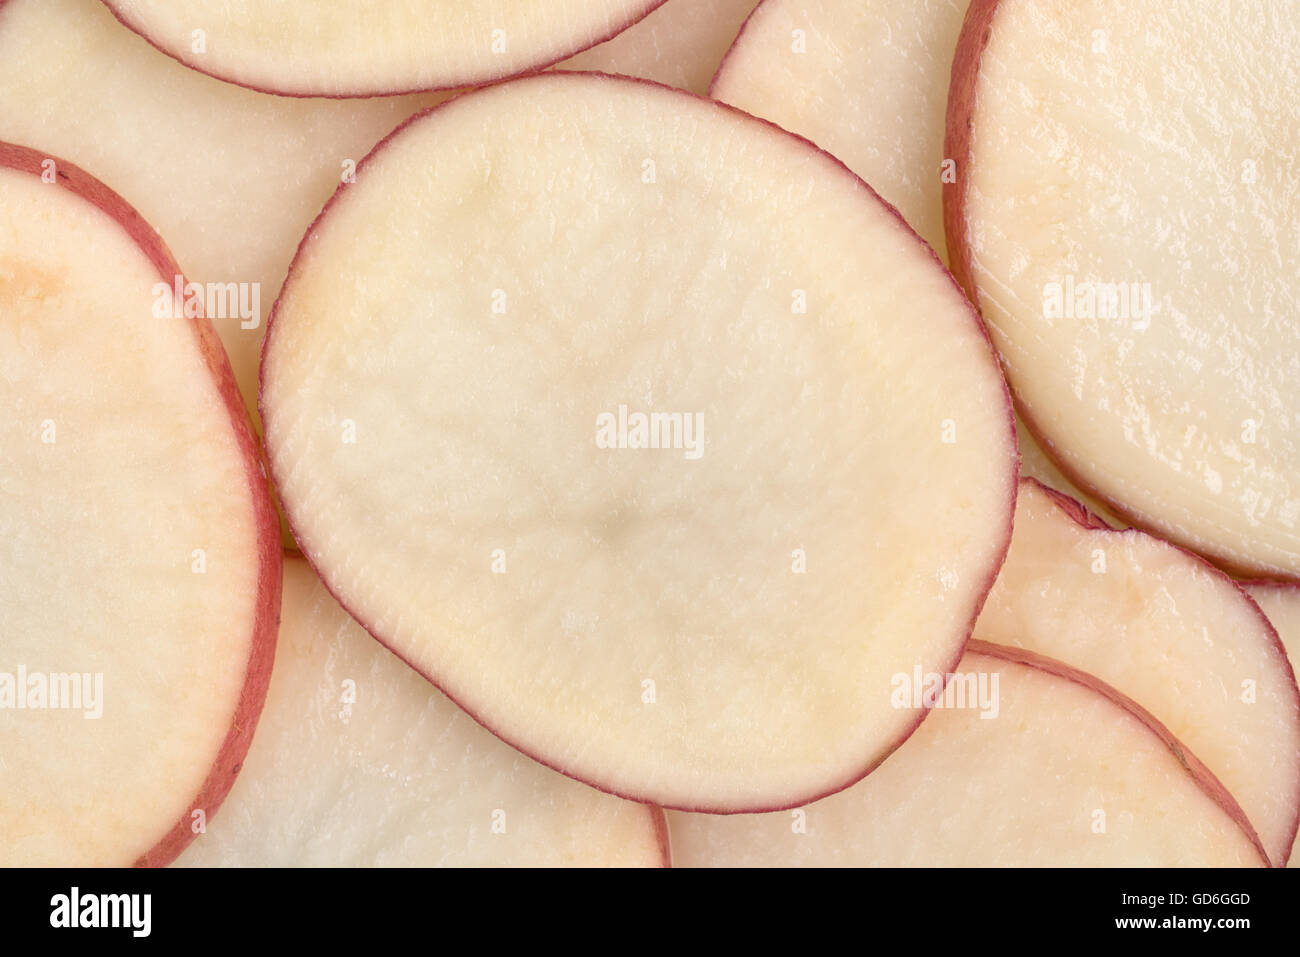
top-left (262, 74), bottom-right (1016, 811)
top-left (1244, 582), bottom-right (1300, 867)
top-left (177, 559), bottom-right (665, 867)
top-left (959, 0), bottom-right (1300, 576)
top-left (0, 167), bottom-right (263, 866)
top-left (975, 481), bottom-right (1300, 865)
top-left (564, 0), bottom-right (759, 95)
top-left (106, 0), bottom-right (662, 95)
top-left (712, 0), bottom-right (972, 262)
top-left (668, 650), bottom-right (1263, 866)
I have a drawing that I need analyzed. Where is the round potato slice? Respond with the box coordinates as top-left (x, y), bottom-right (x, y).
top-left (101, 0), bottom-right (666, 96)
top-left (0, 143), bottom-right (280, 866)
top-left (261, 73), bottom-right (1017, 811)
top-left (946, 0), bottom-right (1300, 578)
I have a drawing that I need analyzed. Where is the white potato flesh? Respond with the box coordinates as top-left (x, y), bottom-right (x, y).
top-left (564, 0), bottom-right (759, 95)
top-left (712, 0), bottom-right (972, 262)
top-left (104, 0), bottom-right (663, 96)
top-left (669, 648), bottom-right (1264, 866)
top-left (975, 480), bottom-right (1300, 865)
top-left (0, 157), bottom-right (276, 866)
top-left (1244, 582), bottom-right (1300, 867)
top-left (177, 559), bottom-right (667, 867)
top-left (952, 0), bottom-right (1300, 577)
top-left (261, 73), bottom-right (1017, 811)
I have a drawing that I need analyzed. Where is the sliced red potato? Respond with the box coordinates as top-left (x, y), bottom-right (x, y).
top-left (261, 73), bottom-right (1017, 812)
top-left (177, 558), bottom-right (668, 867)
top-left (946, 0), bottom-right (1300, 578)
top-left (975, 479), bottom-right (1300, 865)
top-left (1244, 581), bottom-right (1300, 867)
top-left (565, 0), bottom-right (759, 94)
top-left (669, 645), bottom-right (1265, 866)
top-left (101, 0), bottom-right (666, 97)
top-left (0, 143), bottom-right (280, 866)
top-left (711, 0), bottom-right (972, 262)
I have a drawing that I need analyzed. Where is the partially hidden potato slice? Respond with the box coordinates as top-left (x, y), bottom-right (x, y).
top-left (711, 0), bottom-right (972, 261)
top-left (261, 73), bottom-right (1018, 812)
top-left (0, 143), bottom-right (280, 866)
top-left (101, 0), bottom-right (666, 96)
top-left (975, 479), bottom-right (1300, 865)
top-left (565, 0), bottom-right (759, 94)
top-left (946, 0), bottom-right (1300, 578)
top-left (1244, 582), bottom-right (1300, 867)
top-left (668, 645), bottom-right (1265, 866)
top-left (177, 558), bottom-right (668, 867)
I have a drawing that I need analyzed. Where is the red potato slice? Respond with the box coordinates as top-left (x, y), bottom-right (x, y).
top-left (260, 73), bottom-right (1018, 812)
top-left (974, 479), bottom-right (1300, 865)
top-left (1245, 582), bottom-right (1300, 866)
top-left (668, 645), bottom-right (1265, 866)
top-left (101, 0), bottom-right (666, 97)
top-left (565, 0), bottom-right (759, 95)
top-left (946, 0), bottom-right (1300, 579)
top-left (711, 0), bottom-right (973, 262)
top-left (100, 0), bottom-right (665, 97)
top-left (177, 558), bottom-right (668, 867)
top-left (0, 143), bottom-right (280, 866)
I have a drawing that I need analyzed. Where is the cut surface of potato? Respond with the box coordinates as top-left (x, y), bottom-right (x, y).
top-left (261, 73), bottom-right (1017, 812)
top-left (178, 558), bottom-right (668, 867)
top-left (102, 0), bottom-right (666, 96)
top-left (0, 143), bottom-right (280, 866)
top-left (975, 480), bottom-right (1300, 865)
top-left (712, 0), bottom-right (972, 261)
top-left (946, 0), bottom-right (1300, 578)
top-left (668, 646), bottom-right (1265, 867)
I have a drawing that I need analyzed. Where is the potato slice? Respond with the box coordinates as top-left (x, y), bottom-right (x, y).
top-left (102, 0), bottom-right (666, 96)
top-left (947, 0), bottom-right (1300, 577)
top-left (0, 143), bottom-right (280, 866)
top-left (261, 73), bottom-right (1017, 811)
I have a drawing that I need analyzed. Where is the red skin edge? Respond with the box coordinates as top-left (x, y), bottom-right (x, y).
top-left (651, 807), bottom-right (673, 868)
top-left (258, 70), bottom-right (1021, 816)
top-left (0, 142), bottom-right (283, 867)
top-left (968, 641), bottom-right (1271, 867)
top-left (95, 0), bottom-right (670, 100)
top-left (943, 0), bottom-right (1299, 585)
top-left (1018, 476), bottom-right (1300, 867)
